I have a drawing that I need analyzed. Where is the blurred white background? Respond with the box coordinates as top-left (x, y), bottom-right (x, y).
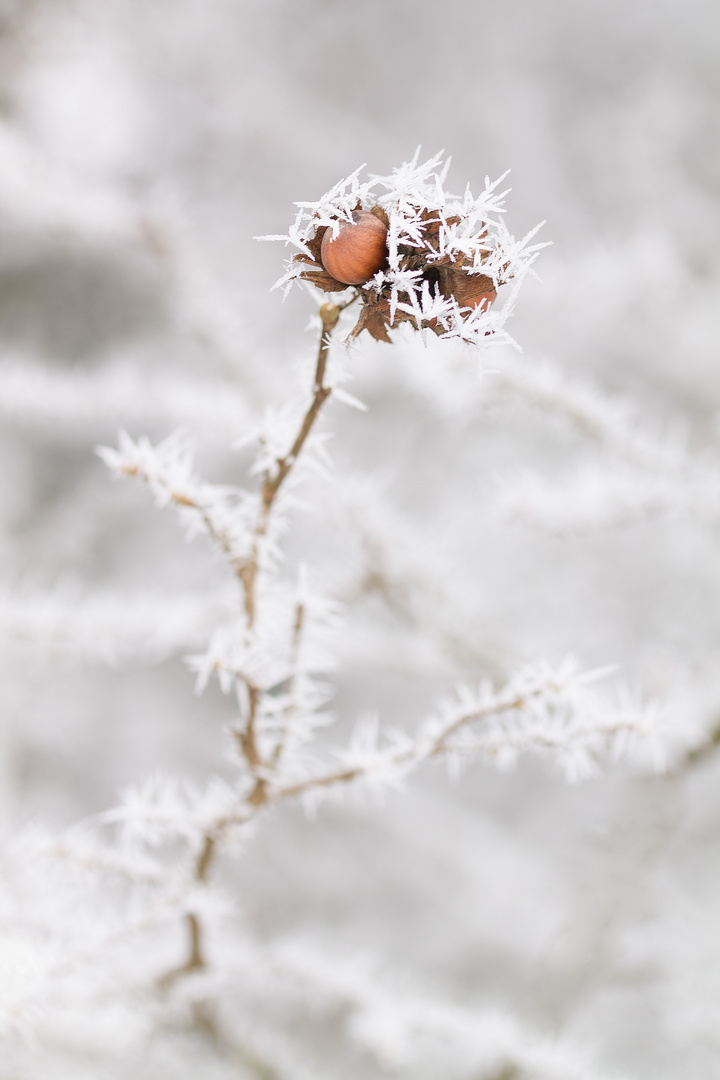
top-left (1, 1), bottom-right (720, 1077)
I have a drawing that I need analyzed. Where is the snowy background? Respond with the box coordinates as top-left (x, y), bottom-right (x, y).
top-left (1, 1), bottom-right (720, 1077)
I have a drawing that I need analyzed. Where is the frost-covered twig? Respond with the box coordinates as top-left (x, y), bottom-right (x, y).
top-left (483, 354), bottom-right (682, 471)
top-left (336, 475), bottom-right (509, 678)
top-left (99, 299), bottom-right (352, 982)
top-left (499, 459), bottom-right (720, 531)
top-left (0, 587), bottom-right (233, 662)
top-left (239, 300), bottom-right (348, 629)
top-left (231, 297), bottom-right (357, 796)
top-left (59, 652), bottom-right (658, 1007)
top-left (486, 355), bottom-right (720, 529)
top-left (681, 716), bottom-right (720, 770)
top-left (99, 429), bottom-right (255, 574)
top-left (95, 663), bottom-right (657, 857)
top-left (0, 355), bottom-right (250, 438)
top-left (272, 658), bottom-right (659, 804)
top-left (216, 935), bottom-right (632, 1080)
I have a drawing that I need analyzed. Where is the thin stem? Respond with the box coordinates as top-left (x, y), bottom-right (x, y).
top-left (157, 912), bottom-right (205, 988)
top-left (196, 832), bottom-right (216, 882)
top-left (272, 684), bottom-right (546, 801)
top-left (270, 597), bottom-right (306, 768)
top-left (158, 670), bottom-right (603, 988)
top-left (682, 717), bottom-right (720, 770)
top-left (237, 301), bottom-right (343, 796)
top-left (158, 834), bottom-right (216, 988)
top-left (192, 1002), bottom-right (282, 1080)
top-left (240, 301), bottom-right (340, 626)
top-left (116, 471), bottom-right (246, 578)
top-left (159, 301), bottom-right (350, 989)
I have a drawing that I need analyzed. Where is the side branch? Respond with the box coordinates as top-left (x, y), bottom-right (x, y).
top-left (158, 662), bottom-right (652, 989)
top-left (272, 665), bottom-right (651, 800)
top-left (271, 682), bottom-right (548, 801)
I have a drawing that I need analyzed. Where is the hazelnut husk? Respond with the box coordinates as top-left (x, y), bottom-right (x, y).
top-left (293, 205), bottom-right (500, 342)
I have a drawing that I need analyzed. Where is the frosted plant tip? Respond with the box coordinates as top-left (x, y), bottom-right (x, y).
top-left (262, 153), bottom-right (546, 347)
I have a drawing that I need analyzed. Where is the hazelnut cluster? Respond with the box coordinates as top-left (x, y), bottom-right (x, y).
top-left (263, 152), bottom-right (544, 346)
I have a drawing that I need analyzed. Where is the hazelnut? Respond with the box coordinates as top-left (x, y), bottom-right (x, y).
top-left (462, 280), bottom-right (496, 313)
top-left (320, 211), bottom-right (388, 286)
top-left (440, 268), bottom-right (496, 313)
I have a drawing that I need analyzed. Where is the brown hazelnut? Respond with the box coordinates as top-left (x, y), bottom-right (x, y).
top-left (320, 211), bottom-right (388, 286)
top-left (440, 268), bottom-right (496, 313)
top-left (462, 280), bottom-right (496, 313)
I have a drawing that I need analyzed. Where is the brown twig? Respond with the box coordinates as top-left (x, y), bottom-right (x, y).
top-left (270, 597), bottom-right (306, 769)
top-left (157, 912), bottom-right (205, 989)
top-left (236, 301), bottom-right (345, 801)
top-left (118, 468), bottom-right (246, 577)
top-left (239, 301), bottom-right (342, 626)
top-left (272, 682), bottom-right (550, 802)
top-left (159, 300), bottom-right (351, 988)
top-left (682, 717), bottom-right (720, 770)
top-left (158, 667), bottom-right (613, 994)
top-left (192, 1002), bottom-right (282, 1080)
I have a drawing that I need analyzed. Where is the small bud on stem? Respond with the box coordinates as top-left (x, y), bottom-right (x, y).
top-left (319, 302), bottom-right (340, 330)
